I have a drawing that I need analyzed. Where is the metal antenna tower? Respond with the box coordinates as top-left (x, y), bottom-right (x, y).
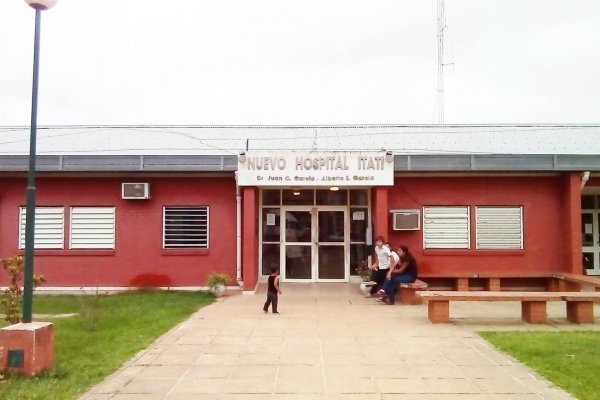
top-left (436, 0), bottom-right (446, 124)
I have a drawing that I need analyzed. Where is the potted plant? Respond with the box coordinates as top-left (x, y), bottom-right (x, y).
top-left (206, 273), bottom-right (230, 297)
top-left (356, 261), bottom-right (374, 297)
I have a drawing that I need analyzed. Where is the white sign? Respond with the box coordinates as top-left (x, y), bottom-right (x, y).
top-left (237, 151), bottom-right (394, 186)
top-left (585, 224), bottom-right (593, 234)
top-left (266, 213), bottom-right (276, 226)
top-left (352, 211), bottom-right (365, 221)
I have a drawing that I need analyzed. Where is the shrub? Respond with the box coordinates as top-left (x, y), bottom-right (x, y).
top-left (1, 255), bottom-right (46, 324)
top-left (205, 273), bottom-right (230, 290)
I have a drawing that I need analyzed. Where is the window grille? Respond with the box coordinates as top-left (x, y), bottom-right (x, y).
top-left (423, 206), bottom-right (470, 249)
top-left (19, 207), bottom-right (64, 249)
top-left (476, 207), bottom-right (523, 249)
top-left (163, 207), bottom-right (209, 248)
top-left (70, 207), bottom-right (116, 249)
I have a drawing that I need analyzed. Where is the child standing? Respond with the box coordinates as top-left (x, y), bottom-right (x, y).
top-left (263, 266), bottom-right (282, 314)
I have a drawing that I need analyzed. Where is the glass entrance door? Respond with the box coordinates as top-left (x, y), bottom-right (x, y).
top-left (582, 195), bottom-right (600, 275)
top-left (317, 209), bottom-right (348, 281)
top-left (279, 207), bottom-right (348, 281)
top-left (283, 210), bottom-right (313, 280)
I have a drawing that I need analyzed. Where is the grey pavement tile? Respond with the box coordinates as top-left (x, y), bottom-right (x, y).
top-left (174, 335), bottom-right (213, 345)
top-left (230, 365), bottom-right (278, 379)
top-left (166, 395), bottom-right (220, 400)
top-left (369, 365), bottom-right (419, 378)
top-left (238, 353), bottom-right (280, 365)
top-left (279, 365), bottom-right (324, 378)
top-left (324, 365), bottom-right (370, 378)
top-left (78, 394), bottom-right (114, 400)
top-left (153, 351), bottom-right (200, 365)
top-left (271, 395), bottom-right (327, 400)
top-left (169, 378), bottom-right (227, 394)
top-left (222, 378), bottom-right (274, 394)
top-left (185, 365), bottom-right (234, 379)
top-left (375, 378), bottom-right (428, 394)
top-left (328, 394), bottom-right (383, 400)
top-left (487, 395), bottom-right (545, 400)
top-left (111, 395), bottom-right (166, 400)
top-left (275, 377), bottom-right (325, 394)
top-left (326, 377), bottom-right (377, 393)
top-left (80, 284), bottom-right (587, 400)
top-left (120, 378), bottom-right (178, 394)
top-left (413, 365), bottom-right (467, 379)
top-left (194, 353), bottom-right (241, 365)
top-left (497, 365), bottom-right (538, 379)
top-left (472, 377), bottom-right (535, 394)
top-left (278, 352), bottom-right (321, 366)
top-left (382, 396), bottom-right (490, 400)
top-left (88, 376), bottom-right (134, 394)
top-left (135, 365), bottom-right (189, 380)
top-left (423, 378), bottom-right (482, 394)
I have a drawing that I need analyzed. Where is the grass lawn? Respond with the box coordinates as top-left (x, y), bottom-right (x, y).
top-left (0, 291), bottom-right (213, 400)
top-left (480, 331), bottom-right (600, 400)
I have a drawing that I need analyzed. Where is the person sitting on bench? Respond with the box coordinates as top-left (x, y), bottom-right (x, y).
top-left (378, 245), bottom-right (418, 305)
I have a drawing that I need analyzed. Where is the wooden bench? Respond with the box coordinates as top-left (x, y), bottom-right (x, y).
top-left (420, 271), bottom-right (569, 292)
top-left (553, 273), bottom-right (600, 292)
top-left (416, 291), bottom-right (563, 324)
top-left (475, 272), bottom-right (555, 291)
top-left (417, 291), bottom-right (600, 324)
top-left (561, 292), bottom-right (600, 323)
top-left (397, 279), bottom-right (429, 305)
top-left (418, 272), bottom-right (478, 291)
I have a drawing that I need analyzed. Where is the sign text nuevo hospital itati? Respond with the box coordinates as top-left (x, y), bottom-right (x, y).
top-left (237, 152), bottom-right (394, 186)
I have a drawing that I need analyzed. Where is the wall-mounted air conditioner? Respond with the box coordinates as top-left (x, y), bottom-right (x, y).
top-left (390, 209), bottom-right (420, 230)
top-left (122, 183), bottom-right (150, 200)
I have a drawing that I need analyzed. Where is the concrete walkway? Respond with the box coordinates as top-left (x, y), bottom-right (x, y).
top-left (79, 283), bottom-right (599, 400)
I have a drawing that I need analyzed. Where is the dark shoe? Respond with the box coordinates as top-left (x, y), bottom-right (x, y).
top-left (382, 298), bottom-right (392, 305)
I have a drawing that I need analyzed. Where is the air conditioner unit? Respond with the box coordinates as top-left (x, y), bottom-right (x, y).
top-left (122, 183), bottom-right (150, 200)
top-left (390, 209), bottom-right (420, 230)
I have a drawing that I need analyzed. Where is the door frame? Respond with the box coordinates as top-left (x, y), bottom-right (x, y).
top-left (281, 206), bottom-right (314, 282)
top-left (582, 191), bottom-right (600, 275)
top-left (315, 206), bottom-right (349, 282)
top-left (279, 206), bottom-right (349, 282)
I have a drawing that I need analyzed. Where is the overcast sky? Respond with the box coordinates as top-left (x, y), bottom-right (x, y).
top-left (1, 0), bottom-right (599, 126)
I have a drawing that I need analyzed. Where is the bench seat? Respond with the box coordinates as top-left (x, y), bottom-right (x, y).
top-left (553, 273), bottom-right (600, 292)
top-left (397, 279), bottom-right (428, 305)
top-left (560, 292), bottom-right (600, 323)
top-left (416, 291), bottom-right (563, 324)
top-left (419, 272), bottom-right (572, 292)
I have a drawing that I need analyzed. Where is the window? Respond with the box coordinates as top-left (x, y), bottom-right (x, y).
top-left (423, 206), bottom-right (470, 249)
top-left (70, 207), bottom-right (116, 249)
top-left (163, 207), bottom-right (209, 249)
top-left (19, 207), bottom-right (64, 249)
top-left (476, 207), bottom-right (523, 250)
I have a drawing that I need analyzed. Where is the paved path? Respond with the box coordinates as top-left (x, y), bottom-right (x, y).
top-left (80, 283), bottom-right (598, 400)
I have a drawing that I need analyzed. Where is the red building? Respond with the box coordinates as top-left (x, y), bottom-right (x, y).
top-left (1, 125), bottom-right (599, 292)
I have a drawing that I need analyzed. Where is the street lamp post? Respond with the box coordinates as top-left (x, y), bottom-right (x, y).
top-left (22, 0), bottom-right (59, 323)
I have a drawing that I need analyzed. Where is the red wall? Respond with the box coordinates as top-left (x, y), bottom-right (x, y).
top-left (387, 175), bottom-right (574, 275)
top-left (0, 176), bottom-right (237, 287)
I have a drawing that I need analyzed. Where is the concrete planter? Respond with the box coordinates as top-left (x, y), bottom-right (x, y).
top-left (210, 284), bottom-right (226, 297)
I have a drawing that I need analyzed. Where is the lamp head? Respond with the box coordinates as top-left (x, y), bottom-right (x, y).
top-left (25, 0), bottom-right (59, 10)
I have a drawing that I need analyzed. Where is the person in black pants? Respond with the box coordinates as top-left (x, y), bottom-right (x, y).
top-left (369, 236), bottom-right (394, 295)
top-left (263, 266), bottom-right (282, 314)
